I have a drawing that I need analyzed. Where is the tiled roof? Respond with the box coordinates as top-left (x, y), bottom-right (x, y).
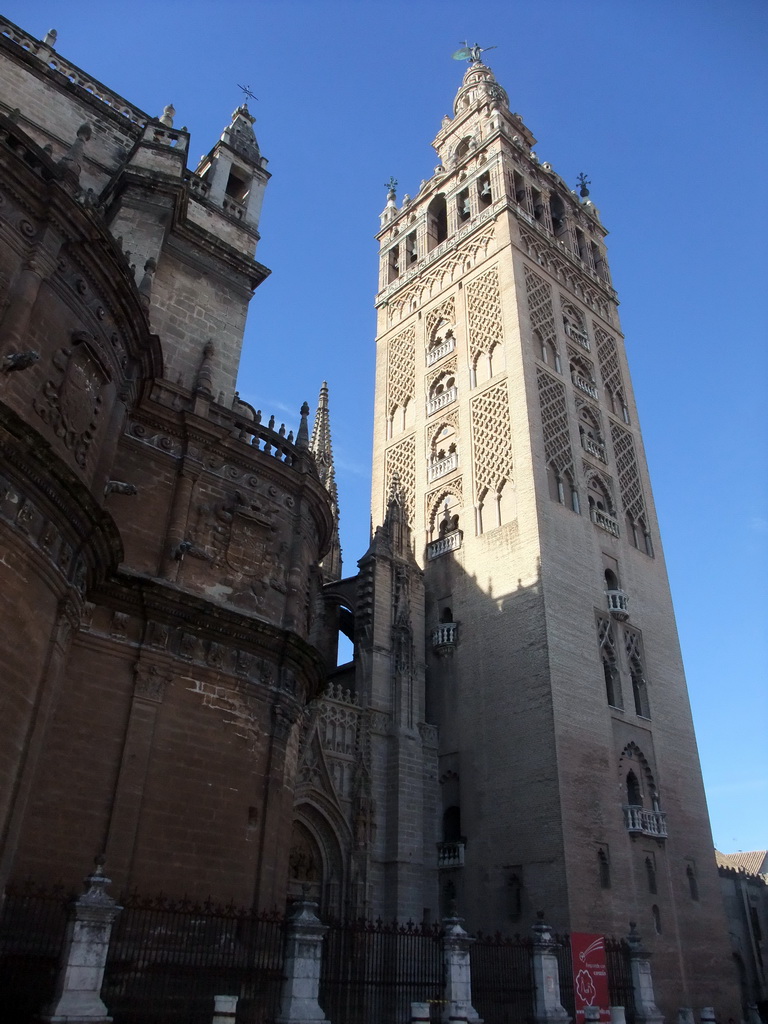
top-left (715, 850), bottom-right (768, 876)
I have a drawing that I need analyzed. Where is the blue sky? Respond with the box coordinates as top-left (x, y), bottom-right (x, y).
top-left (5, 0), bottom-right (766, 852)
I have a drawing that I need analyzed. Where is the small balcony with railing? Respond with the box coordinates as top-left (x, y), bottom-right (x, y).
top-left (437, 840), bottom-right (465, 869)
top-left (427, 386), bottom-right (457, 416)
top-left (623, 805), bottom-right (668, 839)
top-left (590, 506), bottom-right (620, 537)
top-left (581, 433), bottom-right (607, 463)
top-left (428, 451), bottom-right (459, 483)
top-left (427, 335), bottom-right (456, 366)
top-left (606, 589), bottom-right (630, 621)
top-left (431, 622), bottom-right (458, 655)
top-left (565, 322), bottom-right (590, 351)
top-left (427, 530), bottom-right (462, 560)
top-left (572, 372), bottom-right (599, 400)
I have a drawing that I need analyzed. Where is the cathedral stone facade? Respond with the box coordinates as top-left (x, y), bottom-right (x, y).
top-left (0, 19), bottom-right (739, 1021)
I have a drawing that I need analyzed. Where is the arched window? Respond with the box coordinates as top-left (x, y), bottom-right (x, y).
top-left (646, 856), bottom-right (657, 894)
top-left (536, 330), bottom-right (561, 373)
top-left (440, 606), bottom-right (453, 624)
top-left (427, 195), bottom-right (448, 250)
top-left (598, 849), bottom-right (611, 889)
top-left (442, 806), bottom-right (462, 842)
top-left (687, 865), bottom-right (699, 901)
top-left (454, 137), bottom-right (471, 162)
top-left (626, 770), bottom-right (642, 807)
top-left (652, 904), bottom-right (662, 934)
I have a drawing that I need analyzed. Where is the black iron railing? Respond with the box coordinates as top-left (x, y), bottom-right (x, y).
top-left (605, 937), bottom-right (635, 1023)
top-left (320, 917), bottom-right (444, 1024)
top-left (0, 881), bottom-right (73, 1022)
top-left (103, 892), bottom-right (285, 1024)
top-left (471, 931), bottom-right (535, 1024)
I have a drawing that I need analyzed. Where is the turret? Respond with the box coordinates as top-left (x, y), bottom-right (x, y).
top-left (194, 103), bottom-right (270, 235)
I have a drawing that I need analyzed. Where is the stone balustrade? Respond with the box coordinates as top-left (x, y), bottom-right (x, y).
top-left (431, 622), bottom-right (458, 651)
top-left (437, 840), bottom-right (465, 868)
top-left (590, 506), bottom-right (620, 537)
top-left (428, 452), bottom-right (459, 482)
top-left (623, 804), bottom-right (668, 838)
top-left (0, 19), bottom-right (148, 127)
top-left (572, 372), bottom-right (599, 399)
top-left (427, 387), bottom-right (457, 416)
top-left (606, 589), bottom-right (630, 620)
top-left (427, 335), bottom-right (456, 365)
top-left (581, 434), bottom-right (607, 462)
top-left (427, 531), bottom-right (462, 560)
top-left (565, 323), bottom-right (590, 350)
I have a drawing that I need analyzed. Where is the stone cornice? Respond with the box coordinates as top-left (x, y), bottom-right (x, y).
top-left (89, 567), bottom-right (327, 700)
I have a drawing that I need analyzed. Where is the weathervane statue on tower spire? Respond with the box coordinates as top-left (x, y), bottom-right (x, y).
top-left (451, 41), bottom-right (497, 64)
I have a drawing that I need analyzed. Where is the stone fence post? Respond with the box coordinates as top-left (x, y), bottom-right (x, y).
top-left (38, 858), bottom-right (121, 1023)
top-left (442, 910), bottom-right (483, 1023)
top-left (531, 913), bottom-right (571, 1024)
top-left (211, 994), bottom-right (238, 1023)
top-left (626, 922), bottom-right (664, 1024)
top-left (275, 895), bottom-right (330, 1024)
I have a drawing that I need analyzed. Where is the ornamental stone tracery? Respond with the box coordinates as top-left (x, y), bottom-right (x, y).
top-left (387, 324), bottom-right (416, 415)
top-left (536, 367), bottom-right (574, 477)
top-left (523, 265), bottom-right (557, 348)
top-left (384, 434), bottom-right (416, 526)
top-left (611, 423), bottom-right (647, 524)
top-left (470, 380), bottom-right (513, 501)
top-left (594, 325), bottom-right (624, 401)
top-left (466, 265), bottom-right (503, 368)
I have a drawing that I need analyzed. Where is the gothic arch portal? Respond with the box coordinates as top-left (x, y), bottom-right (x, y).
top-left (290, 799), bottom-right (349, 917)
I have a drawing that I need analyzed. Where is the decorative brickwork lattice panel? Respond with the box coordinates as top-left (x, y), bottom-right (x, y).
top-left (536, 367), bottom-right (574, 475)
top-left (470, 381), bottom-right (513, 499)
top-left (387, 221), bottom-right (496, 323)
top-left (598, 616), bottom-right (616, 655)
top-left (519, 228), bottom-right (612, 321)
top-left (426, 297), bottom-right (456, 341)
top-left (387, 324), bottom-right (416, 414)
top-left (384, 434), bottom-right (416, 526)
top-left (466, 266), bottom-right (503, 366)
top-left (524, 265), bottom-right (557, 347)
top-left (610, 424), bottom-right (646, 523)
top-left (594, 326), bottom-right (624, 399)
top-left (624, 630), bottom-right (644, 666)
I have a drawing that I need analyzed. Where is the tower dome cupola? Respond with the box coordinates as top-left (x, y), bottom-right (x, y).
top-left (453, 62), bottom-right (509, 117)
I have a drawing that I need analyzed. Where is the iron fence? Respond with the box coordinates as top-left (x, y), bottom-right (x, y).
top-left (0, 881), bottom-right (73, 1022)
top-left (103, 892), bottom-right (285, 1024)
top-left (319, 917), bottom-right (444, 1024)
top-left (605, 937), bottom-right (635, 1023)
top-left (470, 931), bottom-right (535, 1024)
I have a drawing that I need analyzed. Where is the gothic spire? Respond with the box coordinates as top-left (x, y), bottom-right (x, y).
top-left (310, 381), bottom-right (342, 582)
top-left (309, 381), bottom-right (334, 488)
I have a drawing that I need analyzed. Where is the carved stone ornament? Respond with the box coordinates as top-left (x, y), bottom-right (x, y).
top-left (225, 504), bottom-right (275, 577)
top-left (33, 342), bottom-right (106, 466)
top-left (134, 664), bottom-right (172, 703)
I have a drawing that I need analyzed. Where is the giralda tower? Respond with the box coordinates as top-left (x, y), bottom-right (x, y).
top-left (369, 53), bottom-right (736, 1013)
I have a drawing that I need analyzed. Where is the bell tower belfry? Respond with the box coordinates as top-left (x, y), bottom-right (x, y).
top-left (370, 53), bottom-right (737, 1016)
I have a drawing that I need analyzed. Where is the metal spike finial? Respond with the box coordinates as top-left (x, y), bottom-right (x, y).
top-left (385, 176), bottom-right (398, 197)
top-left (237, 84), bottom-right (258, 103)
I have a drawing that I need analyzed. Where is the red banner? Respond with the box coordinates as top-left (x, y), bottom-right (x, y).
top-left (570, 933), bottom-right (611, 1023)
